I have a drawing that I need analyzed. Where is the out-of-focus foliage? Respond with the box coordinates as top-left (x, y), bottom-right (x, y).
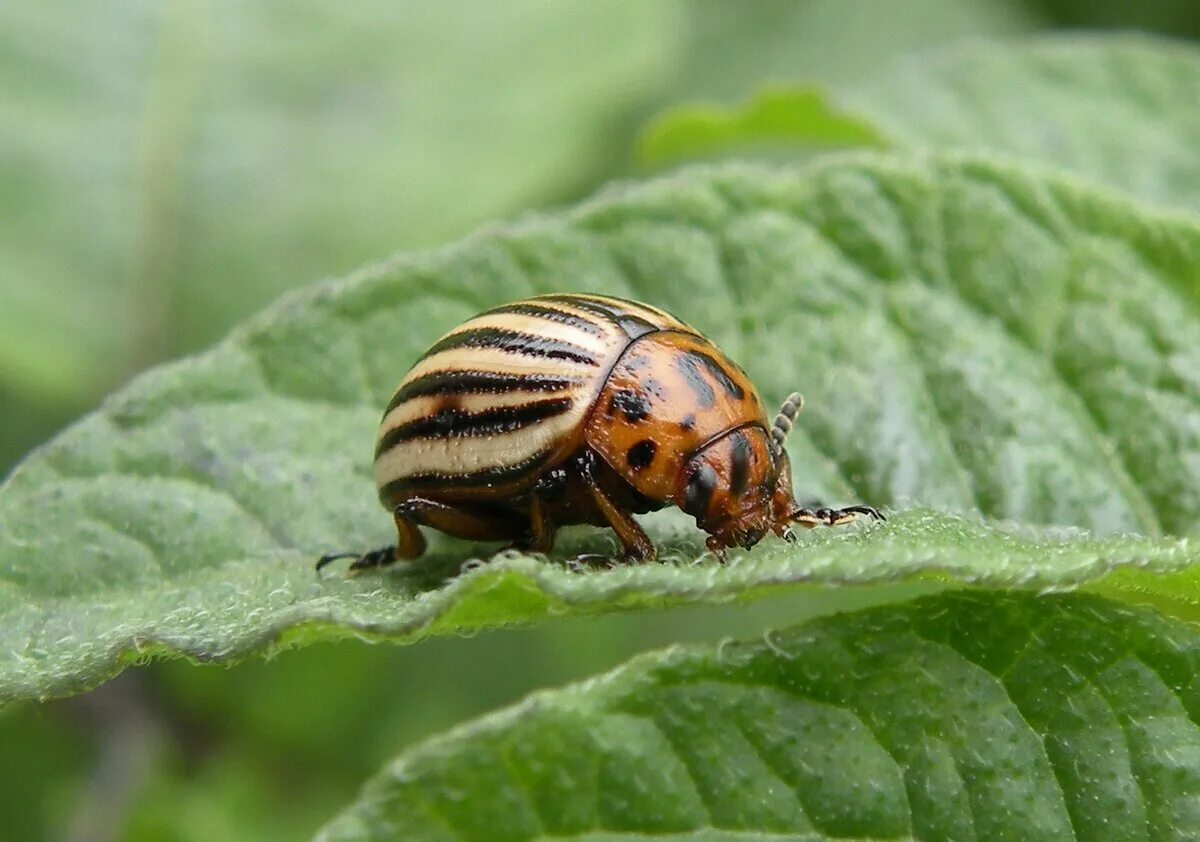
top-left (643, 36), bottom-right (1200, 215)
top-left (6, 1), bottom-right (1200, 840)
top-left (639, 87), bottom-right (891, 167)
top-left (0, 0), bottom-right (675, 466)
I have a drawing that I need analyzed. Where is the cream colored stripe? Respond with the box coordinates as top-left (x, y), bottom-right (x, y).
top-left (403, 346), bottom-right (602, 384)
top-left (379, 388), bottom-right (581, 435)
top-left (373, 409), bottom-right (580, 482)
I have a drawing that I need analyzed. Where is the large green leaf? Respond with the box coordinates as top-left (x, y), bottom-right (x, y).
top-left (317, 590), bottom-right (1200, 841)
top-left (5, 154), bottom-right (1200, 704)
top-left (642, 35), bottom-right (1200, 214)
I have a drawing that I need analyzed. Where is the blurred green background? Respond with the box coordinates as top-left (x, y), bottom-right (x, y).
top-left (3, 1), bottom-right (1198, 839)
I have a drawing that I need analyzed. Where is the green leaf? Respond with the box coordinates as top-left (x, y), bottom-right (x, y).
top-left (317, 590), bottom-right (1200, 841)
top-left (642, 35), bottom-right (1200, 214)
top-left (5, 153), bottom-right (1200, 704)
top-left (673, 0), bottom-right (1039, 99)
top-left (638, 87), bottom-right (891, 167)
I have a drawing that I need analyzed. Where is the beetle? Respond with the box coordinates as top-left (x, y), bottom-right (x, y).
top-left (318, 293), bottom-right (882, 572)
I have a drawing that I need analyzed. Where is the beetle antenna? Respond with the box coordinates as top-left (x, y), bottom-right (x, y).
top-left (770, 392), bottom-right (804, 455)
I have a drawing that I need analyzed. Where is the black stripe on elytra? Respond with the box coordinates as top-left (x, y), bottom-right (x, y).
top-left (487, 302), bottom-right (608, 338)
top-left (729, 429), bottom-right (752, 497)
top-left (378, 447), bottom-right (557, 501)
top-left (539, 295), bottom-right (658, 340)
top-left (676, 353), bottom-right (716, 408)
top-left (693, 350), bottom-right (745, 400)
top-left (421, 328), bottom-right (599, 367)
top-left (375, 397), bottom-right (573, 457)
top-left (387, 370), bottom-right (580, 413)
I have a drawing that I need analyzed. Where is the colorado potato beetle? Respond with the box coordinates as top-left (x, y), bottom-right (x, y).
top-left (319, 293), bottom-right (882, 572)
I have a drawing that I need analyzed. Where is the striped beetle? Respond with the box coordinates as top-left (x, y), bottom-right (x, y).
top-left (319, 294), bottom-right (882, 572)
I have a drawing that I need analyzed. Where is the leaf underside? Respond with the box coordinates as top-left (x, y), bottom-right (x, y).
top-left (4, 153), bottom-right (1200, 703)
top-left (317, 590), bottom-right (1200, 841)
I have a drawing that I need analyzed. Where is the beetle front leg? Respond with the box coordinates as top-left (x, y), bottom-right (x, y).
top-left (790, 504), bottom-right (885, 529)
top-left (579, 452), bottom-right (656, 563)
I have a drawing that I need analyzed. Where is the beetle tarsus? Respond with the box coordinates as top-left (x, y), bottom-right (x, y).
top-left (315, 551), bottom-right (358, 573)
top-left (791, 504), bottom-right (884, 528)
top-left (347, 546), bottom-right (397, 573)
top-left (704, 535), bottom-right (730, 563)
top-left (315, 546), bottom-right (396, 575)
top-left (565, 553), bottom-right (619, 572)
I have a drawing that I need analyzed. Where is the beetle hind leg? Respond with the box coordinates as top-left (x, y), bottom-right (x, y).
top-left (315, 545), bottom-right (397, 574)
top-left (394, 496), bottom-right (524, 546)
top-left (316, 497), bottom-right (525, 575)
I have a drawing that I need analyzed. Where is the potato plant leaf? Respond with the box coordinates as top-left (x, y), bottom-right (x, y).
top-left (317, 590), bottom-right (1200, 841)
top-left (4, 154), bottom-right (1200, 703)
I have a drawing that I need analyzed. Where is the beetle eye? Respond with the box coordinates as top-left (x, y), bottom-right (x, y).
top-left (683, 464), bottom-right (717, 516)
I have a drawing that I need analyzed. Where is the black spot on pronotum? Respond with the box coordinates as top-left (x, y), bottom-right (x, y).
top-left (693, 351), bottom-right (745, 400)
top-left (676, 354), bottom-right (716, 408)
top-left (608, 389), bottom-right (650, 423)
top-left (683, 463), bottom-right (717, 516)
top-left (729, 430), bottom-right (751, 496)
top-left (679, 414), bottom-right (696, 432)
top-left (627, 439), bottom-right (657, 471)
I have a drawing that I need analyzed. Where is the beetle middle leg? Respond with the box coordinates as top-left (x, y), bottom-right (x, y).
top-left (512, 469), bottom-right (563, 555)
top-left (578, 451), bottom-right (656, 563)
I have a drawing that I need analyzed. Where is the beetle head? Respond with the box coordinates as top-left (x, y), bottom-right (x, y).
top-left (676, 425), bottom-right (781, 552)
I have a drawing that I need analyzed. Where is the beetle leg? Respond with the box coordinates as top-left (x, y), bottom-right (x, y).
top-left (579, 452), bottom-right (656, 563)
top-left (316, 497), bottom-right (526, 575)
top-left (316, 547), bottom-right (393, 574)
top-left (565, 553), bottom-right (621, 572)
top-left (396, 497), bottom-right (524, 546)
top-left (704, 534), bottom-right (729, 563)
top-left (524, 494), bottom-right (557, 554)
top-left (320, 505), bottom-right (426, 574)
top-left (791, 504), bottom-right (885, 529)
